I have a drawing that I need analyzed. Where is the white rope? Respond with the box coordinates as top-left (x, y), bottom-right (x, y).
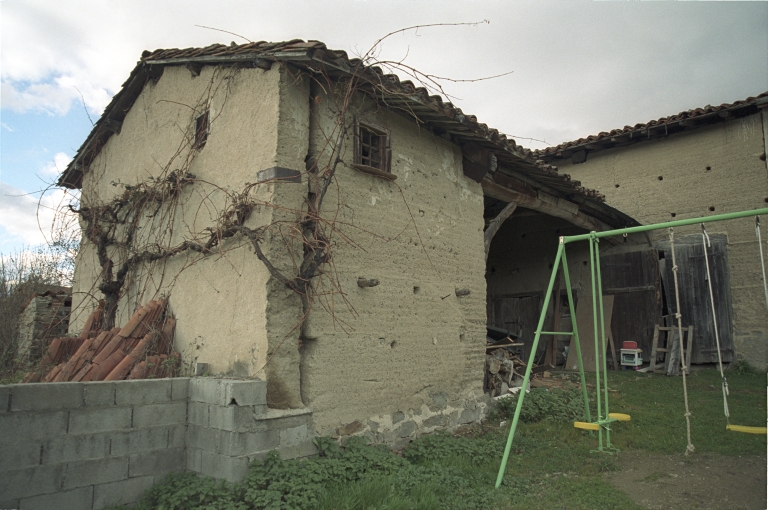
top-left (669, 228), bottom-right (695, 455)
top-left (701, 225), bottom-right (730, 423)
top-left (756, 216), bottom-right (768, 310)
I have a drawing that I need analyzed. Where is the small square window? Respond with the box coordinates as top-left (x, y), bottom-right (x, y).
top-left (193, 110), bottom-right (209, 149)
top-left (354, 120), bottom-right (391, 173)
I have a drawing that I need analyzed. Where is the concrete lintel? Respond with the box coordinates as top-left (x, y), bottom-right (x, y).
top-left (256, 167), bottom-right (302, 184)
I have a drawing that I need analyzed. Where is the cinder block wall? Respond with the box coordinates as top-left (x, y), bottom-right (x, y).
top-left (0, 379), bottom-right (188, 510)
top-left (0, 378), bottom-right (316, 510)
top-left (186, 378), bottom-right (316, 483)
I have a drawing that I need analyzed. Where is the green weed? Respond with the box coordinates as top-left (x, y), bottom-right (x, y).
top-left (112, 369), bottom-right (765, 510)
top-left (490, 387), bottom-right (587, 424)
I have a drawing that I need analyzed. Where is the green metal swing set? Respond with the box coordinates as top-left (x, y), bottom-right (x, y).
top-left (495, 207), bottom-right (768, 489)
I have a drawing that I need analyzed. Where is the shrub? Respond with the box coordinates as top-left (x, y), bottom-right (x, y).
top-left (0, 247), bottom-right (72, 377)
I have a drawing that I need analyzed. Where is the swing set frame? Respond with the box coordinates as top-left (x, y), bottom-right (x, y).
top-left (495, 207), bottom-right (768, 488)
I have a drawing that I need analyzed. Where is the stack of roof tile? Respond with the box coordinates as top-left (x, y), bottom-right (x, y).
top-left (22, 300), bottom-right (180, 383)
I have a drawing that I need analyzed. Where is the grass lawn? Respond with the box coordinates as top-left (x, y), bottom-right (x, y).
top-left (120, 368), bottom-right (765, 510)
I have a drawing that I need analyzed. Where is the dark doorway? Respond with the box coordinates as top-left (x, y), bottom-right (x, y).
top-left (487, 294), bottom-right (547, 359)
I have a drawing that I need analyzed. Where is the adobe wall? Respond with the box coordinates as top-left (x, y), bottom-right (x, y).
top-left (292, 85), bottom-right (489, 437)
top-left (70, 64), bottom-right (302, 381)
top-left (552, 113), bottom-right (768, 369)
top-left (68, 62), bottom-right (490, 438)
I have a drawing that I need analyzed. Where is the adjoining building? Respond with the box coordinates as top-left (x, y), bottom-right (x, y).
top-left (536, 92), bottom-right (768, 370)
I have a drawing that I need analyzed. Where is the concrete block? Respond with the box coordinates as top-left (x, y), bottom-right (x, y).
top-left (276, 439), bottom-right (318, 460)
top-left (188, 378), bottom-right (221, 404)
top-left (43, 433), bottom-right (110, 464)
top-left (0, 465), bottom-right (63, 500)
top-left (189, 378), bottom-right (266, 406)
top-left (225, 380), bottom-right (267, 406)
top-left (92, 475), bottom-right (154, 510)
top-left (62, 456), bottom-right (129, 489)
top-left (188, 424), bottom-right (220, 450)
top-left (110, 427), bottom-right (168, 456)
top-left (279, 424), bottom-right (308, 446)
top-left (199, 450), bottom-right (249, 483)
top-left (209, 404), bottom-right (257, 432)
top-left (218, 429), bottom-right (279, 456)
top-left (68, 406), bottom-right (132, 435)
top-left (84, 381), bottom-right (116, 406)
top-left (188, 401), bottom-right (209, 427)
top-left (0, 441), bottom-right (40, 470)
top-left (0, 411), bottom-right (68, 444)
top-left (168, 424), bottom-right (187, 449)
top-left (115, 379), bottom-right (172, 406)
top-left (129, 447), bottom-right (184, 477)
top-left (171, 378), bottom-right (190, 401)
top-left (0, 386), bottom-right (10, 413)
top-left (186, 448), bottom-right (202, 472)
top-left (133, 401), bottom-right (186, 428)
top-left (10, 382), bottom-right (83, 412)
top-left (19, 486), bottom-right (93, 510)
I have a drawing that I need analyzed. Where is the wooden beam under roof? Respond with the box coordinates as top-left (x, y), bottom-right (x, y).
top-left (481, 177), bottom-right (613, 232)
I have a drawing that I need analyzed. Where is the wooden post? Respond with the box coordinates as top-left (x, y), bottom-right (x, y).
top-left (545, 278), bottom-right (562, 366)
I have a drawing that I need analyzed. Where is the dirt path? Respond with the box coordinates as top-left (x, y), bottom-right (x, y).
top-left (604, 451), bottom-right (767, 510)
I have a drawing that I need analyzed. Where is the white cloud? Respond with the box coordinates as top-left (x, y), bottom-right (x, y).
top-left (0, 181), bottom-right (79, 247)
top-left (39, 152), bottom-right (73, 179)
top-left (1, 122), bottom-right (13, 132)
top-left (0, 0), bottom-right (765, 147)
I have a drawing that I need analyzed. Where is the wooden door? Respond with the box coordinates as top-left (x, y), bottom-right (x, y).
top-left (658, 234), bottom-right (734, 364)
top-left (600, 249), bottom-right (663, 361)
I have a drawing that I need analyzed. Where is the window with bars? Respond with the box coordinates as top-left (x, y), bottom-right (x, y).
top-left (354, 120), bottom-right (391, 173)
top-left (193, 109), bottom-right (209, 149)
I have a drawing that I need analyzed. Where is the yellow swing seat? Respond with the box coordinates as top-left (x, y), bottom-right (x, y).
top-left (574, 413), bottom-right (631, 431)
top-left (726, 424), bottom-right (767, 435)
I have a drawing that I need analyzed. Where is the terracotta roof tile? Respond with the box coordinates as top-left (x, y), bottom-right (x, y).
top-left (58, 39), bottom-right (639, 226)
top-left (536, 92), bottom-right (768, 158)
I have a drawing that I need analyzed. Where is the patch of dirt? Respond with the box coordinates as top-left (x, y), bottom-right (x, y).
top-left (604, 451), bottom-right (767, 509)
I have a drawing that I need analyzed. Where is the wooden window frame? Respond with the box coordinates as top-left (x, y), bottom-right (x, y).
top-left (352, 119), bottom-right (392, 178)
top-left (193, 109), bottom-right (210, 149)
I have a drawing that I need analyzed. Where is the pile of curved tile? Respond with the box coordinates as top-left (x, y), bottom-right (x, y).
top-left (22, 300), bottom-right (180, 383)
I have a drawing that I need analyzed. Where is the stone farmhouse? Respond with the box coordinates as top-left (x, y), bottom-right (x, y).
top-left (57, 39), bottom-right (635, 440)
top-left (536, 92), bottom-right (768, 370)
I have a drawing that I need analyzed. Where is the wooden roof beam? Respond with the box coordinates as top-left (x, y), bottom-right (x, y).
top-left (481, 177), bottom-right (613, 232)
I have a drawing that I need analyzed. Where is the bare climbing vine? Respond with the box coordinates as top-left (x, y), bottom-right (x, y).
top-left (65, 24), bottom-right (510, 369)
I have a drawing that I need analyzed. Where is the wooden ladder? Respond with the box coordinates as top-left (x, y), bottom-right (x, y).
top-left (649, 325), bottom-right (693, 374)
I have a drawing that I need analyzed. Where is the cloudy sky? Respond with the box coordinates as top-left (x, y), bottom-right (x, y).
top-left (1, 0), bottom-right (766, 254)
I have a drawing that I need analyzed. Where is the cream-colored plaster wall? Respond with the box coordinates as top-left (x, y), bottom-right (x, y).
top-left (70, 64), bottom-right (490, 433)
top-left (70, 64), bottom-right (290, 378)
top-left (296, 90), bottom-right (488, 433)
top-left (553, 115), bottom-right (768, 368)
top-left (261, 66), bottom-right (310, 408)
